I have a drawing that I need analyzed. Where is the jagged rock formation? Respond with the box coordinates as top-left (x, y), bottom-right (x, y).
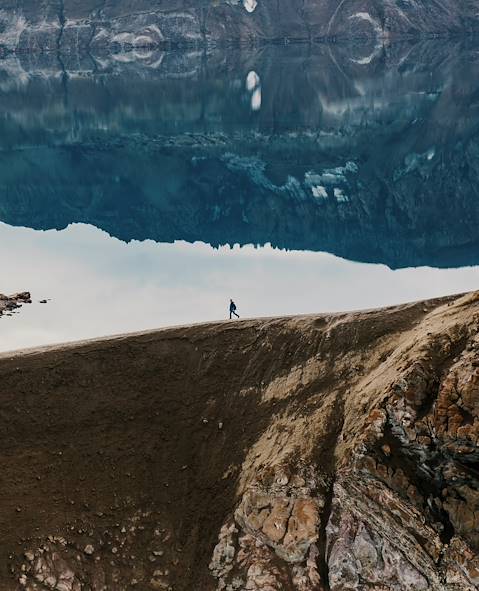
top-left (1, 0), bottom-right (479, 52)
top-left (0, 291), bottom-right (31, 317)
top-left (0, 40), bottom-right (478, 268)
top-left (2, 291), bottom-right (479, 589)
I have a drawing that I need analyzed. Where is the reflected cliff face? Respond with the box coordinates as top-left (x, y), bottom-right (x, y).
top-left (1, 40), bottom-right (479, 269)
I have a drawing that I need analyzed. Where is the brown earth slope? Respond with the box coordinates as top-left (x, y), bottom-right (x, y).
top-left (2, 292), bottom-right (479, 590)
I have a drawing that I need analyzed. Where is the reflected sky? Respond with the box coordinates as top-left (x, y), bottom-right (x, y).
top-left (1, 40), bottom-right (479, 351)
top-left (0, 221), bottom-right (478, 352)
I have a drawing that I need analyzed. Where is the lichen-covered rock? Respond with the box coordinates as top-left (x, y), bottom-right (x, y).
top-left (236, 489), bottom-right (321, 563)
top-left (210, 470), bottom-right (324, 590)
top-left (326, 479), bottom-right (440, 590)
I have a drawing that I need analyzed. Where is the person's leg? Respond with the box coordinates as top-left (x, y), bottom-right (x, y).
top-left (229, 311), bottom-right (232, 319)
top-left (234, 311), bottom-right (240, 318)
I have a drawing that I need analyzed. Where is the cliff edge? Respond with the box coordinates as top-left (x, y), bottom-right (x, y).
top-left (1, 292), bottom-right (479, 589)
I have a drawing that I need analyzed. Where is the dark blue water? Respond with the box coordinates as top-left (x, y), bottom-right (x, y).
top-left (0, 40), bottom-right (478, 350)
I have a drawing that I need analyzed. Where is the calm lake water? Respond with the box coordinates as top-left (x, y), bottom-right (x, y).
top-left (1, 40), bottom-right (479, 351)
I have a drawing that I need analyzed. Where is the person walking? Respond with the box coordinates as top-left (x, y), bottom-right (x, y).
top-left (229, 299), bottom-right (240, 319)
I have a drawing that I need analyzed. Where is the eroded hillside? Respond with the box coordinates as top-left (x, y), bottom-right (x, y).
top-left (1, 293), bottom-right (479, 589)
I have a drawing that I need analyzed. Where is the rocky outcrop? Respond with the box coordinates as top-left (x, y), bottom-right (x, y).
top-left (206, 294), bottom-right (479, 590)
top-left (0, 40), bottom-right (478, 268)
top-left (0, 291), bottom-right (31, 317)
top-left (0, 0), bottom-right (479, 53)
top-left (2, 292), bottom-right (479, 589)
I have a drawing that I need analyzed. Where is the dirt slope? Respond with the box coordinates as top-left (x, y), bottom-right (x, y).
top-left (1, 292), bottom-right (479, 590)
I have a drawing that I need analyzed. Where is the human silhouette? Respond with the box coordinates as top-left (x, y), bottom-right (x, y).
top-left (229, 299), bottom-right (239, 319)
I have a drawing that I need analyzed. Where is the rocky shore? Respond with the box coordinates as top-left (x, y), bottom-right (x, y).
top-left (1, 292), bottom-right (479, 589)
top-left (0, 292), bottom-right (31, 317)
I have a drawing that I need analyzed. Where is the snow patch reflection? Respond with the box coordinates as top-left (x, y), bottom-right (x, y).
top-left (243, 0), bottom-right (258, 13)
top-left (246, 70), bottom-right (261, 111)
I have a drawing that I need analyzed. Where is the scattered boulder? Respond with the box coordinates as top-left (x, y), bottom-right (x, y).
top-left (0, 292), bottom-right (31, 318)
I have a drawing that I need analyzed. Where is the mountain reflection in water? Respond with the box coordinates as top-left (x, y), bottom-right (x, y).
top-left (0, 40), bottom-right (478, 269)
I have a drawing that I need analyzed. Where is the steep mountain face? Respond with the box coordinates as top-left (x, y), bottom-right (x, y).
top-left (1, 292), bottom-right (479, 590)
top-left (0, 0), bottom-right (479, 52)
top-left (0, 40), bottom-right (478, 268)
